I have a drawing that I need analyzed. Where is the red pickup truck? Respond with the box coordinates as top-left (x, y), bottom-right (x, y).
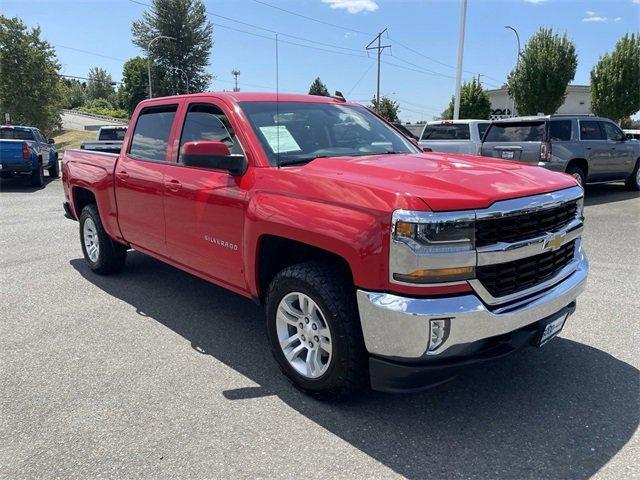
top-left (62, 92), bottom-right (588, 398)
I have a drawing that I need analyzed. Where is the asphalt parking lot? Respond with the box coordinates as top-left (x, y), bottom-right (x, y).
top-left (1, 176), bottom-right (638, 479)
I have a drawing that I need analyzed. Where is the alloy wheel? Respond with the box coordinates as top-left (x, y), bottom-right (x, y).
top-left (275, 292), bottom-right (333, 379)
top-left (83, 218), bottom-right (100, 262)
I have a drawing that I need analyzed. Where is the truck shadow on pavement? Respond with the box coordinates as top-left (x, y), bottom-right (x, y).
top-left (0, 175), bottom-right (58, 192)
top-left (584, 183), bottom-right (639, 206)
top-left (71, 253), bottom-right (639, 480)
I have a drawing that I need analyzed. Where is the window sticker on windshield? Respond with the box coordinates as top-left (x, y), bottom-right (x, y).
top-left (259, 125), bottom-right (301, 154)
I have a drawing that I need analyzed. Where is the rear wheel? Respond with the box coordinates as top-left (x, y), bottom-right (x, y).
top-left (265, 262), bottom-right (368, 400)
top-left (30, 162), bottom-right (44, 187)
top-left (48, 155), bottom-right (59, 178)
top-left (79, 204), bottom-right (127, 274)
top-left (566, 165), bottom-right (586, 187)
top-left (625, 160), bottom-right (640, 191)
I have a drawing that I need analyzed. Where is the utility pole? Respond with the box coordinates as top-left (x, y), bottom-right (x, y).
top-left (505, 26), bottom-right (521, 117)
top-left (453, 0), bottom-right (467, 120)
top-left (366, 28), bottom-right (390, 112)
top-left (232, 69), bottom-right (241, 92)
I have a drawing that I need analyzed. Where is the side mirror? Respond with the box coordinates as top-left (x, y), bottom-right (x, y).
top-left (182, 141), bottom-right (247, 175)
top-left (48, 138), bottom-right (55, 144)
top-left (625, 134), bottom-right (633, 141)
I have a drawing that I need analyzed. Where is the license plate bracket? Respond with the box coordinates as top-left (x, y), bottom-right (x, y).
top-left (501, 150), bottom-right (515, 159)
top-left (535, 313), bottom-right (569, 347)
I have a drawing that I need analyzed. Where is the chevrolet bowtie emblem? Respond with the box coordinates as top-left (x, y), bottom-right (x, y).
top-left (545, 233), bottom-right (565, 250)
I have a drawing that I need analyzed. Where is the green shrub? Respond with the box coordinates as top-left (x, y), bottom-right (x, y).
top-left (76, 106), bottom-right (128, 119)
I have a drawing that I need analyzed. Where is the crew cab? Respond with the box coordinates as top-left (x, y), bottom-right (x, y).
top-left (80, 125), bottom-right (128, 154)
top-left (1, 125), bottom-right (59, 186)
top-left (62, 92), bottom-right (589, 398)
top-left (419, 119), bottom-right (491, 155)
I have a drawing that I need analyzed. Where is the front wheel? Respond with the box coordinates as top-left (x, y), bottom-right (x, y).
top-left (79, 204), bottom-right (127, 274)
top-left (265, 262), bottom-right (368, 400)
top-left (625, 160), bottom-right (640, 191)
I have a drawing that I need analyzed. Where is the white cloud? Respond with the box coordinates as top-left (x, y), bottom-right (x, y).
top-left (583, 15), bottom-right (608, 22)
top-left (524, 0), bottom-right (547, 4)
top-left (585, 10), bottom-right (595, 15)
top-left (614, 16), bottom-right (622, 21)
top-left (322, 0), bottom-right (379, 14)
top-left (633, 0), bottom-right (640, 4)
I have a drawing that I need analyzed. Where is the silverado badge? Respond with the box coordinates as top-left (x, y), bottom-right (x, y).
top-left (545, 232), bottom-right (565, 251)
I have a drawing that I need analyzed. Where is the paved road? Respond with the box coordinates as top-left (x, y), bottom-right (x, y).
top-left (1, 177), bottom-right (638, 479)
top-left (61, 111), bottom-right (127, 131)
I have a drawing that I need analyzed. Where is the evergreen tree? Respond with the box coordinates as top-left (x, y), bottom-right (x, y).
top-left (132, 0), bottom-right (213, 95)
top-left (309, 77), bottom-right (330, 96)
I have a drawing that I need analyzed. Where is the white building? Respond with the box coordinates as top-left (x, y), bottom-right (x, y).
top-left (487, 84), bottom-right (591, 119)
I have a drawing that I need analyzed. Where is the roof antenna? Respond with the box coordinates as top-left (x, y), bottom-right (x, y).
top-left (276, 33), bottom-right (280, 169)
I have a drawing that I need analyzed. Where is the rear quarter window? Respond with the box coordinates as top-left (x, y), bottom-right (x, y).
top-left (549, 120), bottom-right (572, 141)
top-left (421, 124), bottom-right (470, 141)
top-left (485, 122), bottom-right (545, 142)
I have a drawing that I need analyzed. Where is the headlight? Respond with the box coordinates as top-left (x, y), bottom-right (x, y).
top-left (575, 196), bottom-right (584, 220)
top-left (390, 210), bottom-right (476, 285)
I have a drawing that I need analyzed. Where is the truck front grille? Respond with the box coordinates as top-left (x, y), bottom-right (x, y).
top-left (477, 240), bottom-right (576, 298)
top-left (476, 201), bottom-right (578, 247)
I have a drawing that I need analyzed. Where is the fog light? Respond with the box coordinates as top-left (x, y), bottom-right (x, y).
top-left (428, 318), bottom-right (451, 353)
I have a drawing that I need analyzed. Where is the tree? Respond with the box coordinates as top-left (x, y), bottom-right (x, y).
top-left (61, 78), bottom-right (86, 109)
top-left (0, 16), bottom-right (63, 133)
top-left (591, 34), bottom-right (640, 123)
top-left (86, 67), bottom-right (116, 103)
top-left (309, 77), bottom-right (330, 96)
top-left (370, 96), bottom-right (400, 122)
top-left (507, 28), bottom-right (577, 115)
top-left (441, 79), bottom-right (491, 120)
top-left (132, 0), bottom-right (213, 95)
top-left (117, 56), bottom-right (165, 115)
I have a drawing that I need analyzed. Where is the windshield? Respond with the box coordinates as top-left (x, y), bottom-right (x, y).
top-left (0, 128), bottom-right (34, 141)
top-left (239, 101), bottom-right (419, 166)
top-left (485, 122), bottom-right (546, 142)
top-left (98, 128), bottom-right (126, 141)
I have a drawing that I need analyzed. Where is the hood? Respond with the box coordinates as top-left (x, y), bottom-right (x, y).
top-left (299, 152), bottom-right (578, 211)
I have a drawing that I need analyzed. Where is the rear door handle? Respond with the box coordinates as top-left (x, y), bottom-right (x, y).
top-left (164, 179), bottom-right (182, 191)
top-left (585, 147), bottom-right (591, 150)
top-left (115, 170), bottom-right (129, 179)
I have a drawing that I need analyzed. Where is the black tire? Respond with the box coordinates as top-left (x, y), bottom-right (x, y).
top-left (79, 204), bottom-right (127, 275)
top-left (625, 159), bottom-right (640, 191)
top-left (30, 161), bottom-right (44, 187)
top-left (566, 164), bottom-right (586, 187)
top-left (265, 261), bottom-right (368, 400)
top-left (48, 155), bottom-right (59, 178)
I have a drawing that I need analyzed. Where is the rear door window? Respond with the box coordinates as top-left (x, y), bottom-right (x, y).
top-left (579, 121), bottom-right (604, 140)
top-left (484, 122), bottom-right (546, 142)
top-left (128, 105), bottom-right (177, 162)
top-left (421, 124), bottom-right (470, 141)
top-left (549, 120), bottom-right (572, 141)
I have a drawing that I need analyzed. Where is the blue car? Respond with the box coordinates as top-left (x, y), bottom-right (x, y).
top-left (0, 125), bottom-right (59, 187)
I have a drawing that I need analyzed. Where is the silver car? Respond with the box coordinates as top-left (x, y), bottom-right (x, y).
top-left (419, 120), bottom-right (491, 155)
top-left (481, 115), bottom-right (640, 190)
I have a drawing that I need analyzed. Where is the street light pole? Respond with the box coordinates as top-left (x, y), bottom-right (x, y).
top-left (147, 35), bottom-right (175, 99)
top-left (172, 67), bottom-right (189, 94)
top-left (453, 0), bottom-right (468, 120)
top-left (504, 26), bottom-right (521, 117)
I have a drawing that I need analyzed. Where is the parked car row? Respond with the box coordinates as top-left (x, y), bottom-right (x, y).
top-left (413, 115), bottom-right (640, 191)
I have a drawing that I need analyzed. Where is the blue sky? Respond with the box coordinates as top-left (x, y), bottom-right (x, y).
top-left (3, 0), bottom-right (639, 122)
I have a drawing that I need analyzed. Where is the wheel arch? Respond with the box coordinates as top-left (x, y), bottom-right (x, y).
top-left (566, 158), bottom-right (588, 178)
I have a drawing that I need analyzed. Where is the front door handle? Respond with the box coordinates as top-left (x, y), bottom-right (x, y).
top-left (115, 170), bottom-right (129, 179)
top-left (164, 179), bottom-right (182, 191)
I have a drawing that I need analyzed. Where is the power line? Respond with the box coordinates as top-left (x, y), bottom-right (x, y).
top-left (53, 44), bottom-right (127, 62)
top-left (251, 0), bottom-right (372, 36)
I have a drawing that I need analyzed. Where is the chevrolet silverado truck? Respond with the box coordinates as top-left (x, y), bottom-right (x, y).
top-left (1, 125), bottom-right (59, 186)
top-left (62, 92), bottom-right (589, 398)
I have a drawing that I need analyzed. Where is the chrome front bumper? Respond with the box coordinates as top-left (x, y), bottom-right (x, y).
top-left (357, 249), bottom-right (588, 359)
